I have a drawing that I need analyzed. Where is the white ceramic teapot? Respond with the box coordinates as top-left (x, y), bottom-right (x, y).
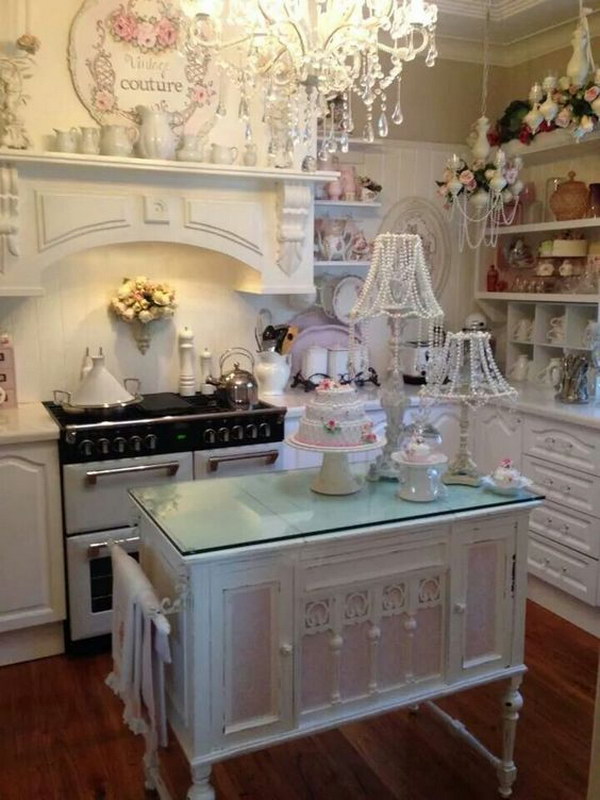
top-left (136, 106), bottom-right (177, 160)
top-left (100, 124), bottom-right (139, 156)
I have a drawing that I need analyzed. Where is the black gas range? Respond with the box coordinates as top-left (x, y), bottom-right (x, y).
top-left (44, 392), bottom-right (286, 464)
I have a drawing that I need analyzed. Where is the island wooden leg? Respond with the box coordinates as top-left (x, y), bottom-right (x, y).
top-left (187, 764), bottom-right (215, 800)
top-left (497, 675), bottom-right (524, 798)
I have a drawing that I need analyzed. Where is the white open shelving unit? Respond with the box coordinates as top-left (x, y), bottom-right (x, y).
top-left (473, 129), bottom-right (600, 380)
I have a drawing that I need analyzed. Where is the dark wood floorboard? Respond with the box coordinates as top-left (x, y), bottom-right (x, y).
top-left (0, 601), bottom-right (597, 800)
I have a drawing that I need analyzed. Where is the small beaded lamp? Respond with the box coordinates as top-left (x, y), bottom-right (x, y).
top-left (422, 329), bottom-right (517, 485)
top-left (349, 232), bottom-right (444, 480)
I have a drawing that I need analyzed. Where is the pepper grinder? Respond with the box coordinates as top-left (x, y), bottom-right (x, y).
top-left (178, 327), bottom-right (196, 397)
top-left (199, 347), bottom-right (214, 395)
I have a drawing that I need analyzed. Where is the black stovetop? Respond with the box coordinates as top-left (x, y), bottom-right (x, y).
top-left (43, 392), bottom-right (277, 428)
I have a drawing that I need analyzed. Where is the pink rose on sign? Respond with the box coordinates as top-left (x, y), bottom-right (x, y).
top-left (554, 108), bottom-right (572, 128)
top-left (93, 89), bottom-right (116, 112)
top-left (467, 179), bottom-right (477, 192)
top-left (156, 17), bottom-right (178, 48)
top-left (191, 84), bottom-right (208, 104)
top-left (111, 12), bottom-right (138, 41)
top-left (459, 169), bottom-right (475, 185)
top-left (137, 21), bottom-right (157, 49)
top-left (584, 86), bottom-right (600, 103)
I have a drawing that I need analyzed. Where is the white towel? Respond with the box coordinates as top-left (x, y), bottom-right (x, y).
top-left (106, 544), bottom-right (171, 747)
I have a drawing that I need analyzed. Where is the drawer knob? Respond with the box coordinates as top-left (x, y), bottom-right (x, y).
top-left (454, 602), bottom-right (466, 615)
top-left (279, 643), bottom-right (293, 657)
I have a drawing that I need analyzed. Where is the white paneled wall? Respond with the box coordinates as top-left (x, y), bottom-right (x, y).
top-left (0, 141), bottom-right (471, 403)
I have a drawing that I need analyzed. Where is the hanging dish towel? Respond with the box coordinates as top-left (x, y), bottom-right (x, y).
top-left (106, 544), bottom-right (171, 746)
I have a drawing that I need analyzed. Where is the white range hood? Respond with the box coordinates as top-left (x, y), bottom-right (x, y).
top-left (0, 151), bottom-right (336, 297)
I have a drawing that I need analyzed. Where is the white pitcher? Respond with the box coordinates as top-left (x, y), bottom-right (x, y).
top-left (211, 144), bottom-right (238, 165)
top-left (136, 106), bottom-right (176, 160)
top-left (176, 133), bottom-right (205, 162)
top-left (255, 351), bottom-right (291, 396)
top-left (54, 127), bottom-right (78, 153)
top-left (508, 354), bottom-right (531, 382)
top-left (79, 126), bottom-right (100, 155)
top-left (100, 124), bottom-right (139, 156)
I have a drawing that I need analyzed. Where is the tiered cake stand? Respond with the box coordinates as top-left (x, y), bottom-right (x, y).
top-left (286, 435), bottom-right (385, 495)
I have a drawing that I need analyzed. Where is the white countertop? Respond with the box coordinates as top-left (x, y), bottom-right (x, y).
top-left (507, 385), bottom-right (600, 430)
top-left (0, 403), bottom-right (59, 445)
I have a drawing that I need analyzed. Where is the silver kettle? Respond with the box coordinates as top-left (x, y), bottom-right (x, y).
top-left (217, 347), bottom-right (259, 410)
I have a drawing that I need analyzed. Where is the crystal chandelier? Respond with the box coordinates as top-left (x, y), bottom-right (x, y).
top-left (436, 0), bottom-right (522, 250)
top-left (191, 0), bottom-right (438, 164)
top-left (349, 232), bottom-right (444, 480)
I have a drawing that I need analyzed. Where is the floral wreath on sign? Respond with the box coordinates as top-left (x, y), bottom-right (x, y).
top-left (109, 3), bottom-right (181, 52)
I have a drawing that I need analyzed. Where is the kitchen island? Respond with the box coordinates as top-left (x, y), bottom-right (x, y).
top-left (130, 471), bottom-right (542, 799)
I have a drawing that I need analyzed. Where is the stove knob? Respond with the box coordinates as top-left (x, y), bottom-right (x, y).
top-left (245, 423), bottom-right (258, 440)
top-left (232, 425), bottom-right (243, 442)
top-left (259, 422), bottom-right (271, 438)
top-left (114, 437), bottom-right (127, 455)
top-left (66, 431), bottom-right (77, 445)
top-left (79, 439), bottom-right (94, 457)
top-left (145, 433), bottom-right (158, 451)
top-left (203, 428), bottom-right (216, 445)
top-left (130, 435), bottom-right (143, 453)
top-left (98, 438), bottom-right (110, 456)
top-left (218, 427), bottom-right (230, 443)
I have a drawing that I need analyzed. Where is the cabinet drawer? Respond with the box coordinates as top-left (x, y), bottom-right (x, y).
top-left (528, 533), bottom-right (598, 606)
top-left (523, 417), bottom-right (600, 475)
top-left (529, 503), bottom-right (599, 558)
top-left (523, 455), bottom-right (600, 518)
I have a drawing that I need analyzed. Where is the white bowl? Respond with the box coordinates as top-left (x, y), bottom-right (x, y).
top-left (481, 475), bottom-right (533, 496)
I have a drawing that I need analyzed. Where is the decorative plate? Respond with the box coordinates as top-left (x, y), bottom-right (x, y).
top-left (68, 0), bottom-right (219, 130)
top-left (379, 196), bottom-right (451, 296)
top-left (332, 275), bottom-right (364, 325)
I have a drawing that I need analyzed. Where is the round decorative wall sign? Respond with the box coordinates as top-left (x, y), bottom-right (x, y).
top-left (379, 197), bottom-right (451, 297)
top-left (68, 0), bottom-right (218, 128)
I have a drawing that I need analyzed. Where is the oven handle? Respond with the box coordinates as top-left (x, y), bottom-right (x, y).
top-left (85, 461), bottom-right (180, 485)
top-left (207, 449), bottom-right (279, 473)
top-left (87, 535), bottom-right (141, 560)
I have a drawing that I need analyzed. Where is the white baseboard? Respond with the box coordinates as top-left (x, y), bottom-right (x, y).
top-left (528, 576), bottom-right (600, 638)
top-left (0, 622), bottom-right (64, 666)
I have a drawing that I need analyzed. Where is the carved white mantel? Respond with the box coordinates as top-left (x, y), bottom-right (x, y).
top-left (0, 151), bottom-right (336, 296)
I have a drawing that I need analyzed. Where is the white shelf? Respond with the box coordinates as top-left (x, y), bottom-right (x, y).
top-left (0, 286), bottom-right (45, 297)
top-left (316, 136), bottom-right (384, 150)
top-left (476, 292), bottom-right (598, 303)
top-left (493, 218), bottom-right (600, 236)
top-left (315, 200), bottom-right (382, 208)
top-left (504, 129), bottom-right (600, 166)
top-left (314, 260), bottom-right (370, 268)
top-left (509, 339), bottom-right (590, 350)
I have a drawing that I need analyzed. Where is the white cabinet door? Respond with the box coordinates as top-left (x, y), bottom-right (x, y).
top-left (0, 442), bottom-right (65, 633)
top-left (449, 518), bottom-right (516, 681)
top-left (474, 406), bottom-right (523, 476)
top-left (210, 558), bottom-right (294, 745)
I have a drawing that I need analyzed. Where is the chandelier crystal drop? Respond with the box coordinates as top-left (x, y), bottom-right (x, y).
top-left (191, 0), bottom-right (438, 161)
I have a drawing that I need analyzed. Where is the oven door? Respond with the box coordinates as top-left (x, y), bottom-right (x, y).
top-left (194, 442), bottom-right (284, 479)
top-left (66, 527), bottom-right (139, 640)
top-left (63, 452), bottom-right (194, 534)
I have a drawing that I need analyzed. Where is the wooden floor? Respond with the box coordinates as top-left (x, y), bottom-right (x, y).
top-left (0, 601), bottom-right (597, 800)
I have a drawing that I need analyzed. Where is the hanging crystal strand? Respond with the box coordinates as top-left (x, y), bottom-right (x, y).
top-left (339, 91), bottom-right (350, 153)
top-left (377, 93), bottom-right (389, 138)
top-left (425, 31), bottom-right (438, 67)
top-left (392, 72), bottom-right (404, 125)
top-left (363, 104), bottom-right (375, 143)
top-left (245, 122), bottom-right (253, 142)
top-left (347, 89), bottom-right (355, 134)
top-left (216, 69), bottom-right (228, 117)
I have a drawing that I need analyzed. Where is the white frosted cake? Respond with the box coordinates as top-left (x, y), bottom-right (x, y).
top-left (492, 458), bottom-right (522, 487)
top-left (295, 380), bottom-right (377, 448)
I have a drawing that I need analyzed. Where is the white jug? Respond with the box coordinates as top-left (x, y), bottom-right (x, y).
top-left (255, 351), bottom-right (291, 396)
top-left (211, 144), bottom-right (238, 165)
top-left (54, 127), bottom-right (78, 153)
top-left (136, 106), bottom-right (177, 160)
top-left (100, 124), bottom-right (139, 156)
top-left (176, 133), bottom-right (205, 162)
top-left (79, 126), bottom-right (100, 155)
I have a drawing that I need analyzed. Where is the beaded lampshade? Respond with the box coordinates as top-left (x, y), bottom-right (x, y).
top-left (422, 330), bottom-right (517, 485)
top-left (349, 232), bottom-right (444, 480)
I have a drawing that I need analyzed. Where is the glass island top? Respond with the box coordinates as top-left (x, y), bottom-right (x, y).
top-left (129, 470), bottom-right (543, 557)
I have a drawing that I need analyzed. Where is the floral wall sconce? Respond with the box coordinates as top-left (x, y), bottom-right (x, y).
top-left (110, 276), bottom-right (176, 353)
